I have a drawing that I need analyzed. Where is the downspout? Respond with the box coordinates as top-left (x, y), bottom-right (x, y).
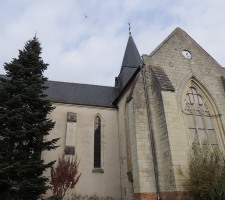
top-left (141, 64), bottom-right (161, 200)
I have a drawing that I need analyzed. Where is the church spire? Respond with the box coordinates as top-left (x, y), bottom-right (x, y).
top-left (115, 31), bottom-right (142, 89)
top-left (121, 32), bottom-right (142, 71)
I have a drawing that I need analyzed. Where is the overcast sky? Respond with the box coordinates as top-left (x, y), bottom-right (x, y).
top-left (1, 0), bottom-right (225, 86)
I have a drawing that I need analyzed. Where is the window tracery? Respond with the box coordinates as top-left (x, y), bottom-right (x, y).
top-left (184, 86), bottom-right (218, 148)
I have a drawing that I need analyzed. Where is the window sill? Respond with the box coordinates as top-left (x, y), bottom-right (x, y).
top-left (92, 168), bottom-right (104, 173)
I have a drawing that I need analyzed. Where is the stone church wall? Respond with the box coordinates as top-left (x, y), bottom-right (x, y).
top-left (142, 28), bottom-right (225, 198)
top-left (146, 66), bottom-right (177, 193)
top-left (43, 103), bottom-right (121, 199)
top-left (117, 74), bottom-right (158, 199)
top-left (118, 66), bottom-right (187, 199)
top-left (117, 86), bottom-right (135, 200)
top-left (131, 66), bottom-right (180, 200)
top-left (145, 28), bottom-right (225, 146)
top-left (131, 73), bottom-right (156, 196)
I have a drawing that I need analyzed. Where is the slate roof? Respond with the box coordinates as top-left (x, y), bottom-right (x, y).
top-left (46, 81), bottom-right (118, 108)
top-left (0, 75), bottom-right (118, 108)
top-left (121, 35), bottom-right (143, 71)
top-left (113, 67), bottom-right (141, 105)
top-left (117, 35), bottom-right (143, 89)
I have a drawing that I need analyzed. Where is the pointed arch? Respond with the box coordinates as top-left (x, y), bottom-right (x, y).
top-left (94, 115), bottom-right (101, 168)
top-left (182, 79), bottom-right (222, 149)
top-left (178, 73), bottom-right (219, 114)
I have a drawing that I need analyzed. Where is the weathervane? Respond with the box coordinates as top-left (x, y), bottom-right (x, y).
top-left (128, 22), bottom-right (131, 35)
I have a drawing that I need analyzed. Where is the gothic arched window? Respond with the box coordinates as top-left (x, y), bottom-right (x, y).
top-left (94, 116), bottom-right (101, 168)
top-left (184, 86), bottom-right (218, 149)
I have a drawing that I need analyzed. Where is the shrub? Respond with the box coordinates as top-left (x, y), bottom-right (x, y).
top-left (179, 143), bottom-right (225, 200)
top-left (50, 155), bottom-right (81, 199)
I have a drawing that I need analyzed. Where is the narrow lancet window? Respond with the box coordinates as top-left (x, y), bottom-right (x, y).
top-left (94, 116), bottom-right (101, 168)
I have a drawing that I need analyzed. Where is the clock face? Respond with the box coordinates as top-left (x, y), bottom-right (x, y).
top-left (182, 50), bottom-right (192, 59)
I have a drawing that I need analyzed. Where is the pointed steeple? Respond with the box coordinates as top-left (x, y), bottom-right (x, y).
top-left (115, 34), bottom-right (142, 89)
top-left (121, 34), bottom-right (142, 71)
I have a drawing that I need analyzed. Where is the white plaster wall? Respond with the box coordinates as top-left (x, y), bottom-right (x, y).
top-left (43, 103), bottom-right (121, 199)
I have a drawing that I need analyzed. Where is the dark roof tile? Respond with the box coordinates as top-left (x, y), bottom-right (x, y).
top-left (0, 75), bottom-right (118, 108)
top-left (121, 35), bottom-right (143, 70)
top-left (45, 81), bottom-right (118, 108)
top-left (117, 35), bottom-right (143, 89)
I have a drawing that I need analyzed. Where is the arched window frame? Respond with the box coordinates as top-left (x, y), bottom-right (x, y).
top-left (182, 81), bottom-right (222, 149)
top-left (92, 114), bottom-right (104, 173)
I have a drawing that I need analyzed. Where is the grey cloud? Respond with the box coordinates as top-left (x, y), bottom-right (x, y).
top-left (1, 0), bottom-right (225, 86)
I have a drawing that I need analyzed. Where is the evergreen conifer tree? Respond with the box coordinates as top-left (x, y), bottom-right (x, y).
top-left (0, 37), bottom-right (59, 200)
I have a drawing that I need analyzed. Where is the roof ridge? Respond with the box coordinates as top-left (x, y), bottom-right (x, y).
top-left (0, 74), bottom-right (116, 88)
top-left (149, 27), bottom-right (183, 57)
top-left (150, 27), bottom-right (223, 68)
top-left (47, 79), bottom-right (116, 88)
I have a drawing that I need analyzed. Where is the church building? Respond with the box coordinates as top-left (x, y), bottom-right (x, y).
top-left (43, 27), bottom-right (225, 200)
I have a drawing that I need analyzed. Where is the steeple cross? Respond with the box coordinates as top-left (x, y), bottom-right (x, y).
top-left (128, 22), bottom-right (131, 35)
